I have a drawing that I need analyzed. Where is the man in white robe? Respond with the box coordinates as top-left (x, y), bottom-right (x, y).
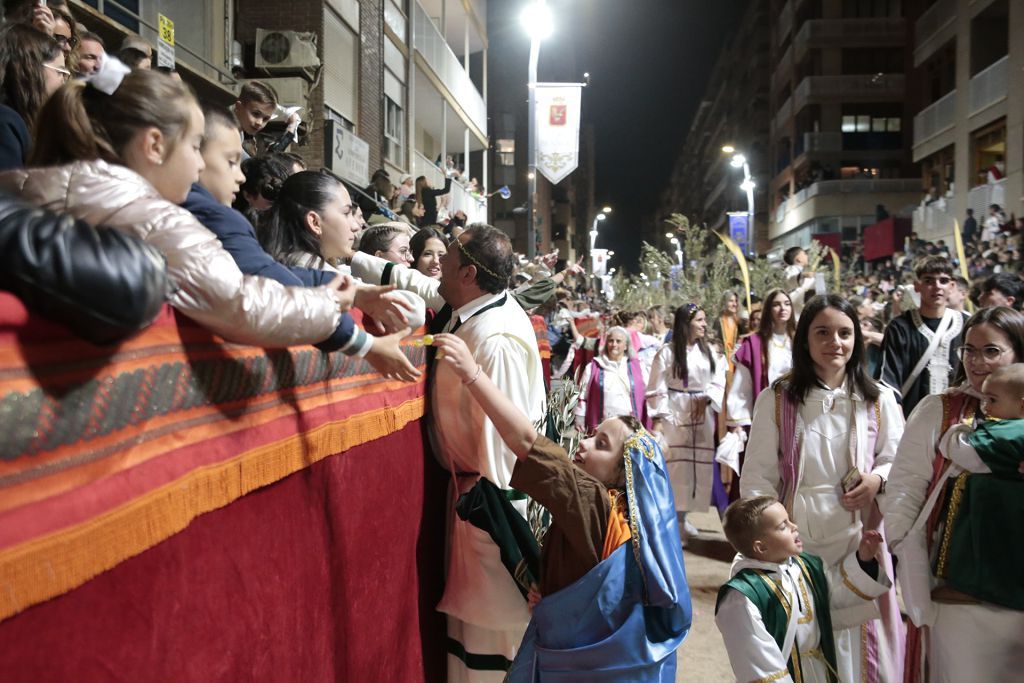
top-left (352, 226), bottom-right (545, 682)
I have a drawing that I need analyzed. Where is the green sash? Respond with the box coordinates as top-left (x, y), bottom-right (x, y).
top-left (716, 553), bottom-right (838, 683)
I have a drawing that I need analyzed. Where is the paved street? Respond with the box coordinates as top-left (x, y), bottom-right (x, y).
top-left (676, 510), bottom-right (735, 681)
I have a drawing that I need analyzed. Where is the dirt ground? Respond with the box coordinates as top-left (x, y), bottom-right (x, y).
top-left (675, 509), bottom-right (736, 682)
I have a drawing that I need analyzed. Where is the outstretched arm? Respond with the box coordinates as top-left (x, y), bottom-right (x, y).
top-left (432, 333), bottom-right (538, 459)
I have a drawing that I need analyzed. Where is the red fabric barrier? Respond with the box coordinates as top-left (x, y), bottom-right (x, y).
top-left (862, 217), bottom-right (912, 261)
top-left (0, 420), bottom-right (448, 682)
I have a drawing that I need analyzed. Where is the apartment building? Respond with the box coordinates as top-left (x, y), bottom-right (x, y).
top-left (656, 0), bottom-right (771, 253)
top-left (910, 0), bottom-right (1023, 242)
top-left (69, 0), bottom-right (488, 223)
top-left (768, 0), bottom-right (921, 251)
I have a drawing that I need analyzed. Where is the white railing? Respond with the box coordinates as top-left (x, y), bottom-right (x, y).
top-left (968, 178), bottom-right (1007, 217)
top-left (411, 0), bottom-right (487, 135)
top-left (778, 178), bottom-right (922, 217)
top-left (412, 151), bottom-right (487, 225)
top-left (915, 0), bottom-right (956, 50)
top-left (913, 89), bottom-right (956, 147)
top-left (912, 202), bottom-right (956, 243)
top-left (968, 55), bottom-right (1008, 116)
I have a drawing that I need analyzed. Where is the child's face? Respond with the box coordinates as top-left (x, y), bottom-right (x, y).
top-left (233, 99), bottom-right (276, 136)
top-left (576, 419), bottom-right (630, 487)
top-left (981, 377), bottom-right (1024, 420)
top-left (198, 122), bottom-right (246, 207)
top-left (752, 503), bottom-right (803, 563)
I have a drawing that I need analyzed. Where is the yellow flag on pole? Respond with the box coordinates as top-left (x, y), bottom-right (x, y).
top-left (952, 219), bottom-right (974, 313)
top-left (715, 231), bottom-right (752, 314)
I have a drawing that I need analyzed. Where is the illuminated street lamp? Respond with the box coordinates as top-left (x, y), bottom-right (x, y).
top-left (523, 0), bottom-right (554, 259)
top-left (724, 148), bottom-right (755, 250)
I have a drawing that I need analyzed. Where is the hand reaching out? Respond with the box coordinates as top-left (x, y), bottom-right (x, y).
top-left (365, 328), bottom-right (421, 382)
top-left (32, 5), bottom-right (55, 36)
top-left (325, 274), bottom-right (357, 313)
top-left (354, 284), bottom-right (413, 332)
top-left (857, 530), bottom-right (883, 562)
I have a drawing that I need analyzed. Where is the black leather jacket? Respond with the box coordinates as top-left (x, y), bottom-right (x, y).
top-left (0, 192), bottom-right (168, 344)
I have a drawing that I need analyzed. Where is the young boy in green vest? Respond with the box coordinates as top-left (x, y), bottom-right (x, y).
top-left (715, 496), bottom-right (891, 683)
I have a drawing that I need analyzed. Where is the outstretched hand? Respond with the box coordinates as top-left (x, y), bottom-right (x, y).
top-left (354, 284), bottom-right (412, 332)
top-left (857, 530), bottom-right (883, 562)
top-left (325, 274), bottom-right (357, 313)
top-left (365, 328), bottom-right (421, 382)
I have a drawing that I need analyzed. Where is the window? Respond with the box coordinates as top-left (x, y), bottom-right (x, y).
top-left (384, 96), bottom-right (404, 165)
top-left (496, 139), bottom-right (515, 167)
top-left (842, 114), bottom-right (902, 133)
top-left (325, 7), bottom-right (360, 124)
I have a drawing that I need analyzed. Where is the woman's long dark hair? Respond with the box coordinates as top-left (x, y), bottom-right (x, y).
top-left (780, 294), bottom-right (879, 404)
top-left (0, 24), bottom-right (62, 134)
top-left (257, 171), bottom-right (341, 268)
top-left (758, 288), bottom-right (797, 375)
top-left (951, 306), bottom-right (1024, 386)
top-left (671, 304), bottom-right (715, 382)
top-left (410, 227), bottom-right (445, 263)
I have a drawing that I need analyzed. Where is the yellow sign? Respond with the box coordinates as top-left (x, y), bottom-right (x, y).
top-left (158, 14), bottom-right (174, 46)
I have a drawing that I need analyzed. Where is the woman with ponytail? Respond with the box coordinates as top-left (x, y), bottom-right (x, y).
top-left (646, 304), bottom-right (727, 530)
top-left (0, 63), bottom-right (418, 379)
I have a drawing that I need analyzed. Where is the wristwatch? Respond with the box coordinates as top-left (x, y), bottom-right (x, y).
top-left (876, 474), bottom-right (887, 495)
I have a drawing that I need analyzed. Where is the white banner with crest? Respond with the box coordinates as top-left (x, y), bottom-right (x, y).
top-left (535, 84), bottom-right (582, 184)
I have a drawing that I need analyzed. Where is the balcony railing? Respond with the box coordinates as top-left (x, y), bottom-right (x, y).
top-left (412, 151), bottom-right (487, 224)
top-left (913, 89), bottom-right (956, 147)
top-left (915, 0), bottom-right (956, 51)
top-left (969, 55), bottom-right (1009, 116)
top-left (772, 40), bottom-right (793, 91)
top-left (803, 131), bottom-right (842, 153)
top-left (913, 202), bottom-right (956, 242)
top-left (774, 95), bottom-right (793, 132)
top-left (968, 179), bottom-right (1007, 218)
top-left (411, 0), bottom-right (487, 135)
top-left (777, 178), bottom-right (922, 219)
top-left (793, 18), bottom-right (904, 62)
top-left (793, 74), bottom-right (904, 109)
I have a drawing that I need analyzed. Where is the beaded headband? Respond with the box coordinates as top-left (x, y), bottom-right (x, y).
top-left (682, 303), bottom-right (703, 322)
top-left (452, 235), bottom-right (502, 280)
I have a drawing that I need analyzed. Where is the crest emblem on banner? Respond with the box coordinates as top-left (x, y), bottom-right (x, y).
top-left (549, 99), bottom-right (567, 126)
top-left (535, 85), bottom-right (582, 184)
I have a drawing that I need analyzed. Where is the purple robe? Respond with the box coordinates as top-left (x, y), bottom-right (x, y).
top-left (583, 357), bottom-right (651, 432)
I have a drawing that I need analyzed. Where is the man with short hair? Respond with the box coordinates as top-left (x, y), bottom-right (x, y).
top-left (352, 225), bottom-right (544, 681)
top-left (76, 31), bottom-right (104, 76)
top-left (877, 256), bottom-right (967, 417)
top-left (979, 272), bottom-right (1022, 310)
top-left (948, 275), bottom-right (970, 312)
top-left (962, 208), bottom-right (977, 244)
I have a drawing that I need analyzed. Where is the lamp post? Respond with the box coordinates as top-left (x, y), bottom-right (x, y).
top-left (725, 147), bottom-right (756, 253)
top-left (522, 1), bottom-right (553, 259)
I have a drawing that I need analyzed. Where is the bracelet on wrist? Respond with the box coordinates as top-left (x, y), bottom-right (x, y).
top-left (463, 365), bottom-right (482, 386)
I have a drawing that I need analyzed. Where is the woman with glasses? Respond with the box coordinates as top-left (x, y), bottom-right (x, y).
top-left (0, 24), bottom-right (67, 170)
top-left (883, 306), bottom-right (1024, 683)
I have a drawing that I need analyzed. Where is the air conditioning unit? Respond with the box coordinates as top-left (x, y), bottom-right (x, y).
top-left (255, 29), bottom-right (320, 72)
top-left (246, 78), bottom-right (310, 109)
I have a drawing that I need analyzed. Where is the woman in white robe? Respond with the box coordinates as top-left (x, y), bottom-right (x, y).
top-left (742, 295), bottom-right (905, 683)
top-left (647, 304), bottom-right (726, 517)
top-left (882, 306), bottom-right (1024, 683)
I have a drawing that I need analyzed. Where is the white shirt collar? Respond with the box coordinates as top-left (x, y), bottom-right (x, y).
top-left (729, 553), bottom-right (797, 578)
top-left (454, 290), bottom-right (505, 324)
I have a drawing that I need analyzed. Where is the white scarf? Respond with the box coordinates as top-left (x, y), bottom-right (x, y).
top-left (909, 308), bottom-right (962, 396)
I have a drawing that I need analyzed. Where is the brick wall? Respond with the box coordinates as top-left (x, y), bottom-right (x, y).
top-left (358, 0), bottom-right (384, 173)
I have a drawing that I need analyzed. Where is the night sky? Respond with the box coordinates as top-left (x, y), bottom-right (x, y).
top-left (576, 0), bottom-right (751, 271)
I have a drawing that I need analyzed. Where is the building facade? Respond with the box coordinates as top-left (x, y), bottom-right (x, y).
top-left (657, 0), bottom-right (772, 254)
top-left (768, 0), bottom-right (922, 251)
top-left (910, 0), bottom-right (1023, 242)
top-left (69, 0), bottom-right (488, 223)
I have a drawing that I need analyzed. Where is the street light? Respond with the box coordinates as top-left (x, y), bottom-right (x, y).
top-left (724, 148), bottom-right (755, 250)
top-left (589, 212), bottom-right (606, 250)
top-left (602, 206), bottom-right (612, 214)
top-left (664, 232), bottom-right (673, 239)
top-left (523, 0), bottom-right (553, 259)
